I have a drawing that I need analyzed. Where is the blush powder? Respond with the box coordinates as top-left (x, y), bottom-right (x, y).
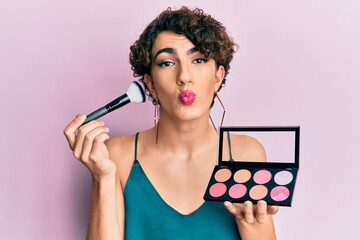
top-left (229, 184), bottom-right (247, 199)
top-left (233, 169), bottom-right (251, 183)
top-left (253, 170), bottom-right (272, 184)
top-left (270, 186), bottom-right (290, 201)
top-left (209, 183), bottom-right (227, 197)
top-left (214, 168), bottom-right (232, 182)
top-left (274, 170), bottom-right (293, 185)
top-left (249, 185), bottom-right (268, 200)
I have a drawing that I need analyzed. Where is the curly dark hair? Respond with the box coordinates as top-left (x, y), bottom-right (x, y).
top-left (129, 6), bottom-right (237, 104)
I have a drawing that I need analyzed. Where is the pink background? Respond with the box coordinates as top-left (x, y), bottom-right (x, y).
top-left (1, 0), bottom-right (359, 239)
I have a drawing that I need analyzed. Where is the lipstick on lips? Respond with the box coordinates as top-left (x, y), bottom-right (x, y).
top-left (179, 90), bottom-right (196, 105)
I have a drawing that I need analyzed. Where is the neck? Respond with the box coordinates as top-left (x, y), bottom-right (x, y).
top-left (155, 111), bottom-right (218, 151)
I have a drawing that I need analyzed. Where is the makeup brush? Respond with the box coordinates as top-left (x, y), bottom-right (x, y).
top-left (82, 81), bottom-right (145, 125)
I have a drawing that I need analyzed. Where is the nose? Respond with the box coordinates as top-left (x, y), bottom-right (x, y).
top-left (176, 63), bottom-right (192, 86)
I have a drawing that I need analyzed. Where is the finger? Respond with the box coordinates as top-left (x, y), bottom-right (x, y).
top-left (255, 200), bottom-right (268, 224)
top-left (80, 126), bottom-right (109, 162)
top-left (243, 201), bottom-right (255, 224)
top-left (89, 132), bottom-right (110, 161)
top-left (268, 205), bottom-right (279, 215)
top-left (73, 120), bottom-right (104, 159)
top-left (63, 114), bottom-right (86, 150)
top-left (224, 201), bottom-right (241, 216)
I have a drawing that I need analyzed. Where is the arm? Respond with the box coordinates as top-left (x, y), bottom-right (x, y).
top-left (86, 173), bottom-right (123, 240)
top-left (63, 115), bottom-right (123, 239)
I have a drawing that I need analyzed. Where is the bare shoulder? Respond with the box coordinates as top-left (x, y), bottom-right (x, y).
top-left (229, 134), bottom-right (267, 162)
top-left (106, 134), bottom-right (137, 187)
top-left (106, 135), bottom-right (135, 159)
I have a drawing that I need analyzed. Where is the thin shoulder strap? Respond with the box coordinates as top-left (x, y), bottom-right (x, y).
top-left (227, 131), bottom-right (234, 162)
top-left (134, 132), bottom-right (139, 160)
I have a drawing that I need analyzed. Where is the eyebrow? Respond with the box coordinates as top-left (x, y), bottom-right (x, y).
top-left (153, 47), bottom-right (199, 60)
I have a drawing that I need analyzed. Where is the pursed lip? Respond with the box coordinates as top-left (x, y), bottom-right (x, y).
top-left (179, 90), bottom-right (196, 105)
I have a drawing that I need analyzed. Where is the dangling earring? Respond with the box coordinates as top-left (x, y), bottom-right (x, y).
top-left (209, 93), bottom-right (226, 134)
top-left (154, 98), bottom-right (160, 143)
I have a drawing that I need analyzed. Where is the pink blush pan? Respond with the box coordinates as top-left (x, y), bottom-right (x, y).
top-left (209, 183), bottom-right (227, 197)
top-left (229, 184), bottom-right (247, 199)
top-left (253, 170), bottom-right (272, 184)
top-left (270, 186), bottom-right (290, 201)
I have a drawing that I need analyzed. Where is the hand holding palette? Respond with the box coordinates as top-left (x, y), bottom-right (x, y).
top-left (203, 126), bottom-right (300, 207)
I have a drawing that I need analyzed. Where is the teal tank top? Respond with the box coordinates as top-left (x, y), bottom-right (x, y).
top-left (124, 133), bottom-right (240, 240)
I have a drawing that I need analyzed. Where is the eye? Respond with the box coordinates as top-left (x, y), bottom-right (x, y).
top-left (192, 58), bottom-right (208, 64)
top-left (156, 61), bottom-right (175, 67)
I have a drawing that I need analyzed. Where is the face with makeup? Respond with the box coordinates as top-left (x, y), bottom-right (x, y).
top-left (144, 31), bottom-right (225, 122)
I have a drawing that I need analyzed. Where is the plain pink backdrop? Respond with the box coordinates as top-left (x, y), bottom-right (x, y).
top-left (1, 0), bottom-right (359, 239)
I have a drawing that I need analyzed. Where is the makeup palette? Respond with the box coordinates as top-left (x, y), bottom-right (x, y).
top-left (203, 126), bottom-right (300, 207)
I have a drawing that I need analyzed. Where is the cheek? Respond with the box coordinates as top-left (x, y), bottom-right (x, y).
top-left (153, 82), bottom-right (178, 102)
top-left (194, 69), bottom-right (219, 90)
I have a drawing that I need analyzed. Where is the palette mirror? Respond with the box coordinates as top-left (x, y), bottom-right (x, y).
top-left (220, 128), bottom-right (297, 165)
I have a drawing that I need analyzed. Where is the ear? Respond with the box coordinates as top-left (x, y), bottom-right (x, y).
top-left (214, 65), bottom-right (225, 92)
top-left (144, 74), bottom-right (158, 99)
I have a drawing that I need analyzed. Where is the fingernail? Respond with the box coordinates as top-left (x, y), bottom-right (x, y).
top-left (259, 201), bottom-right (265, 209)
top-left (78, 114), bottom-right (86, 120)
